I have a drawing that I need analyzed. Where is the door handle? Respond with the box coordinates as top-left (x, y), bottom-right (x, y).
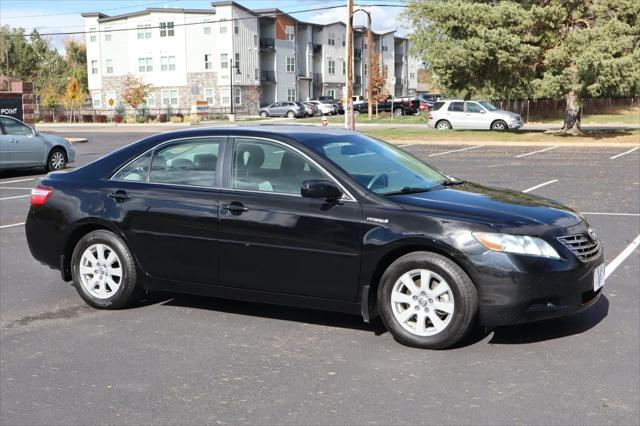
top-left (221, 202), bottom-right (248, 214)
top-left (108, 190), bottom-right (131, 202)
top-left (9, 138), bottom-right (17, 143)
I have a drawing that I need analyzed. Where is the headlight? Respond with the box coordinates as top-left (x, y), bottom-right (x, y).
top-left (472, 232), bottom-right (561, 259)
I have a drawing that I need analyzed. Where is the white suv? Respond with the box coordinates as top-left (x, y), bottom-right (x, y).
top-left (427, 100), bottom-right (523, 130)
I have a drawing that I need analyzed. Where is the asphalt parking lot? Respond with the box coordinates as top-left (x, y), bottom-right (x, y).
top-left (1, 128), bottom-right (639, 425)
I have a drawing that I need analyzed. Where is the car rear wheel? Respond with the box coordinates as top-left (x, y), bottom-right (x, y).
top-left (71, 230), bottom-right (142, 309)
top-left (287, 111), bottom-right (296, 119)
top-left (491, 120), bottom-right (508, 131)
top-left (394, 108), bottom-right (403, 117)
top-left (46, 148), bottom-right (67, 172)
top-left (260, 111), bottom-right (268, 118)
top-left (354, 110), bottom-right (361, 117)
top-left (377, 252), bottom-right (478, 349)
top-left (436, 120), bottom-right (452, 130)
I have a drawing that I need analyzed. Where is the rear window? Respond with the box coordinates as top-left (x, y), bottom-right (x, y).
top-left (432, 101), bottom-right (445, 111)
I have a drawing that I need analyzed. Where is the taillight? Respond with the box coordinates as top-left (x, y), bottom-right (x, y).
top-left (30, 186), bottom-right (53, 206)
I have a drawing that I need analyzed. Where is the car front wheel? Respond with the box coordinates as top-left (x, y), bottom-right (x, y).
top-left (71, 230), bottom-right (142, 309)
top-left (394, 108), bottom-right (403, 117)
top-left (46, 148), bottom-right (67, 172)
top-left (377, 251), bottom-right (478, 349)
top-left (491, 120), bottom-right (508, 131)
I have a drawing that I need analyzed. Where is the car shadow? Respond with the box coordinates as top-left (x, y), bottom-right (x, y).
top-left (136, 291), bottom-right (389, 336)
top-left (134, 292), bottom-right (609, 347)
top-left (0, 168), bottom-right (45, 179)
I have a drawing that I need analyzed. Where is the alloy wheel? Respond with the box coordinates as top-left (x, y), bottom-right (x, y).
top-left (50, 151), bottom-right (66, 170)
top-left (436, 121), bottom-right (451, 130)
top-left (390, 269), bottom-right (455, 336)
top-left (78, 243), bottom-right (123, 299)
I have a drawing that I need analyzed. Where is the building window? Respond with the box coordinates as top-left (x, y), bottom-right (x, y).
top-left (234, 53), bottom-right (240, 70)
top-left (220, 25), bottom-right (227, 34)
top-left (204, 26), bottom-right (211, 35)
top-left (221, 53), bottom-right (228, 68)
top-left (89, 28), bottom-right (97, 42)
top-left (160, 22), bottom-right (174, 37)
top-left (342, 61), bottom-right (346, 75)
top-left (105, 59), bottom-right (113, 74)
top-left (91, 90), bottom-right (101, 108)
top-left (255, 68), bottom-right (259, 80)
top-left (328, 60), bottom-right (335, 75)
top-left (328, 33), bottom-right (335, 46)
top-left (91, 60), bottom-right (98, 75)
top-left (234, 24), bottom-right (239, 34)
top-left (286, 57), bottom-right (295, 73)
top-left (160, 56), bottom-right (175, 71)
top-left (138, 57), bottom-right (152, 72)
top-left (364, 63), bottom-right (368, 76)
top-left (105, 91), bottom-right (116, 108)
top-left (137, 24), bottom-right (151, 39)
top-left (364, 42), bottom-right (367, 49)
top-left (287, 88), bottom-right (296, 102)
top-left (161, 89), bottom-right (178, 107)
top-left (285, 25), bottom-right (295, 41)
top-left (204, 54), bottom-right (213, 70)
top-left (104, 27), bottom-right (112, 41)
top-left (145, 93), bottom-right (156, 107)
top-left (383, 64), bottom-right (388, 78)
top-left (327, 89), bottom-right (336, 98)
top-left (382, 45), bottom-right (388, 52)
top-left (342, 39), bottom-right (345, 47)
top-left (234, 87), bottom-right (242, 105)
top-left (205, 88), bottom-right (214, 105)
top-left (220, 88), bottom-right (230, 106)
top-left (254, 34), bottom-right (258, 46)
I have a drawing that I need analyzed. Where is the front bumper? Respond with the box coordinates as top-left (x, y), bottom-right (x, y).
top-left (67, 146), bottom-right (76, 163)
top-left (508, 120), bottom-right (523, 129)
top-left (461, 239), bottom-right (605, 327)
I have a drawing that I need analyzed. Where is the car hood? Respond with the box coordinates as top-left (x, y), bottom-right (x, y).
top-left (388, 181), bottom-right (582, 233)
top-left (39, 132), bottom-right (71, 146)
top-left (495, 110), bottom-right (520, 119)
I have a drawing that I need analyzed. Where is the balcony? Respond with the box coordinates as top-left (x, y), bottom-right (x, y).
top-left (354, 49), bottom-right (362, 59)
top-left (395, 53), bottom-right (405, 63)
top-left (354, 75), bottom-right (362, 85)
top-left (260, 70), bottom-right (276, 83)
top-left (260, 37), bottom-right (275, 51)
top-left (312, 44), bottom-right (322, 53)
top-left (313, 73), bottom-right (323, 83)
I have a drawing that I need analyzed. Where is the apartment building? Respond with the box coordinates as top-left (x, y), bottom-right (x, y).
top-left (82, 1), bottom-right (418, 112)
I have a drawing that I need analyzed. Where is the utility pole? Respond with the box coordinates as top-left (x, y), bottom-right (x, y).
top-left (353, 7), bottom-right (373, 121)
top-left (345, 0), bottom-right (355, 130)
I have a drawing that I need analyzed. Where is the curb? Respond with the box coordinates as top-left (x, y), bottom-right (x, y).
top-left (387, 139), bottom-right (640, 148)
top-left (67, 138), bottom-right (88, 144)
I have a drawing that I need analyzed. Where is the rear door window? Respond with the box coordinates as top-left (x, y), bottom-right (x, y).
top-left (448, 102), bottom-right (464, 112)
top-left (148, 138), bottom-right (223, 187)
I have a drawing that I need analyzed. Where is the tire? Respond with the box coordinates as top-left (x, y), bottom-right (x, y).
top-left (491, 120), bottom-right (508, 131)
top-left (394, 108), bottom-right (403, 117)
top-left (287, 111), bottom-right (296, 119)
top-left (436, 120), bottom-right (452, 130)
top-left (377, 251), bottom-right (478, 349)
top-left (353, 110), bottom-right (361, 117)
top-left (71, 230), bottom-right (142, 309)
top-left (46, 148), bottom-right (67, 172)
top-left (260, 111), bottom-right (268, 118)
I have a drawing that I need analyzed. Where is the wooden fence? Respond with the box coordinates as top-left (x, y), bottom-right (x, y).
top-left (494, 97), bottom-right (636, 122)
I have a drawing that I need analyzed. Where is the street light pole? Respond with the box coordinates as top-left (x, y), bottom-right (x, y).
top-left (229, 58), bottom-right (241, 116)
top-left (353, 8), bottom-right (372, 121)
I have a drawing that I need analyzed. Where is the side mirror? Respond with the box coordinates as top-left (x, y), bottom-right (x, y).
top-left (301, 180), bottom-right (342, 201)
top-left (479, 109), bottom-right (486, 114)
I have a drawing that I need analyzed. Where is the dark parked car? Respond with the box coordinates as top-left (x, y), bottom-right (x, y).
top-left (354, 97), bottom-right (421, 116)
top-left (25, 126), bottom-right (605, 349)
top-left (0, 115), bottom-right (76, 172)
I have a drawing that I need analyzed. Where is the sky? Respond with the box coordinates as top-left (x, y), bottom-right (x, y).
top-left (0, 0), bottom-right (408, 51)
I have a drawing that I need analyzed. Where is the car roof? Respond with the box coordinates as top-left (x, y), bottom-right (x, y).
top-left (156, 124), bottom-right (358, 142)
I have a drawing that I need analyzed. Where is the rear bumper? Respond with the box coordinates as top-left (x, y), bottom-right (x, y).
top-left (462, 249), bottom-right (605, 328)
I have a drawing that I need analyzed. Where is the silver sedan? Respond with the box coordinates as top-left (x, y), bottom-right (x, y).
top-left (0, 115), bottom-right (76, 172)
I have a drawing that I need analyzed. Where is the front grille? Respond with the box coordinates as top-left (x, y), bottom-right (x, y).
top-left (557, 234), bottom-right (601, 262)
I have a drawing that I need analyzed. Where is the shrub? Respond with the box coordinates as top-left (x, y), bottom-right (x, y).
top-left (81, 114), bottom-right (94, 123)
top-left (170, 115), bottom-right (183, 123)
top-left (146, 114), bottom-right (157, 122)
top-left (158, 114), bottom-right (167, 123)
top-left (113, 115), bottom-right (123, 123)
top-left (124, 116), bottom-right (137, 124)
top-left (95, 114), bottom-right (108, 123)
top-left (184, 114), bottom-right (201, 123)
top-left (42, 115), bottom-right (54, 123)
top-left (135, 115), bottom-right (145, 123)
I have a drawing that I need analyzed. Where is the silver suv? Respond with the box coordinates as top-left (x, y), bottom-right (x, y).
top-left (427, 100), bottom-right (523, 130)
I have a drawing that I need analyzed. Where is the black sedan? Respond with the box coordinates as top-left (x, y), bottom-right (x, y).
top-left (25, 126), bottom-right (605, 349)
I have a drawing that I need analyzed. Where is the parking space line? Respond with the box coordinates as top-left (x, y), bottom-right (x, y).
top-left (397, 143), bottom-right (414, 148)
top-left (522, 179), bottom-right (558, 193)
top-left (428, 145), bottom-right (484, 157)
top-left (0, 222), bottom-right (25, 229)
top-left (0, 187), bottom-right (33, 190)
top-left (0, 195), bottom-right (29, 201)
top-left (582, 212), bottom-right (640, 217)
top-left (605, 234), bottom-right (640, 280)
top-left (610, 147), bottom-right (639, 160)
top-left (515, 146), bottom-right (558, 158)
top-left (0, 178), bottom-right (38, 185)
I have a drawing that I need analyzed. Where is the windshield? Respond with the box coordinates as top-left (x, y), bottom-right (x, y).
top-left (306, 133), bottom-right (448, 195)
top-left (478, 101), bottom-right (498, 111)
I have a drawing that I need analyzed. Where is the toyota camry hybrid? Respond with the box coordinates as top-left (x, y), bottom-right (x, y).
top-left (25, 126), bottom-right (605, 349)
